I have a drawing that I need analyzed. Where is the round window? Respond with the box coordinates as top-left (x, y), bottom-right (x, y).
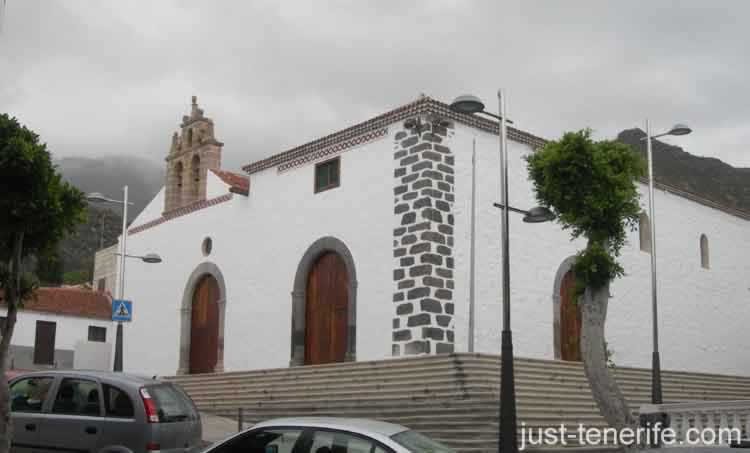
top-left (202, 237), bottom-right (212, 256)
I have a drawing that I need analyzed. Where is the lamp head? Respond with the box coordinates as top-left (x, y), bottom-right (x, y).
top-left (523, 206), bottom-right (555, 223)
top-left (85, 192), bottom-right (110, 203)
top-left (668, 123), bottom-right (692, 136)
top-left (449, 94), bottom-right (485, 115)
top-left (141, 253), bottom-right (162, 264)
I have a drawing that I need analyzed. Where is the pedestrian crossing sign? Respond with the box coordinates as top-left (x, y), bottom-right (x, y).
top-left (112, 299), bottom-right (133, 322)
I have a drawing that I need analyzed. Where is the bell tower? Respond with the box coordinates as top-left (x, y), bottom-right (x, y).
top-left (164, 96), bottom-right (223, 213)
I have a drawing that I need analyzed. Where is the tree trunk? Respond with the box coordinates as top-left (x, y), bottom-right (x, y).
top-left (580, 280), bottom-right (637, 432)
top-left (0, 233), bottom-right (23, 453)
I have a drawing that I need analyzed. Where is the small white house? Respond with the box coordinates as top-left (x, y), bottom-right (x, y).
top-left (0, 287), bottom-right (114, 371)
top-left (114, 95), bottom-right (750, 377)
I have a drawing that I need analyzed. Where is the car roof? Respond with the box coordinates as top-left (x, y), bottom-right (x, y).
top-left (10, 369), bottom-right (164, 388)
top-left (253, 417), bottom-right (409, 437)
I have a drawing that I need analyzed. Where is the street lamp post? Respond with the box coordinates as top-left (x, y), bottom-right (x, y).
top-left (86, 186), bottom-right (162, 372)
top-left (451, 92), bottom-right (553, 453)
top-left (643, 121), bottom-right (692, 404)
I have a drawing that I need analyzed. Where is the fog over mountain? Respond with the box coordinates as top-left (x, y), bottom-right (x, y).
top-left (56, 155), bottom-right (163, 218)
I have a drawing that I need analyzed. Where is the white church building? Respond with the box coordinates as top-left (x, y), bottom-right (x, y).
top-left (115, 95), bottom-right (750, 377)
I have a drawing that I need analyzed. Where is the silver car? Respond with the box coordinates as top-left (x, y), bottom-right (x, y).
top-left (205, 417), bottom-right (455, 453)
top-left (9, 370), bottom-right (202, 453)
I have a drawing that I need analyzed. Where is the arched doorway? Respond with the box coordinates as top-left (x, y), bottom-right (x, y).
top-left (189, 274), bottom-right (220, 374)
top-left (559, 270), bottom-right (582, 361)
top-left (305, 252), bottom-right (349, 365)
top-left (291, 237), bottom-right (357, 366)
top-left (178, 262), bottom-right (227, 375)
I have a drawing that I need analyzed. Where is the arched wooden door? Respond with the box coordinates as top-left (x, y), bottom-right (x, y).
top-left (560, 271), bottom-right (582, 361)
top-left (189, 274), bottom-right (220, 374)
top-left (305, 252), bottom-right (349, 365)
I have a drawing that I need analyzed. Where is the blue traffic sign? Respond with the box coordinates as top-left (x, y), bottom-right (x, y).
top-left (112, 299), bottom-right (133, 322)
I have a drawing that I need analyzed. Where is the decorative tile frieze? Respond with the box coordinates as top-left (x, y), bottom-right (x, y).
top-left (276, 127), bottom-right (388, 173)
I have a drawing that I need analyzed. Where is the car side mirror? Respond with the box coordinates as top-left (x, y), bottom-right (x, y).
top-left (265, 445), bottom-right (278, 453)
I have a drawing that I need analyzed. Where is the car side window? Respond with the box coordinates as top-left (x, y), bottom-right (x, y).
top-left (103, 384), bottom-right (134, 418)
top-left (10, 377), bottom-right (54, 413)
top-left (212, 428), bottom-right (304, 453)
top-left (310, 430), bottom-right (378, 453)
top-left (52, 378), bottom-right (101, 416)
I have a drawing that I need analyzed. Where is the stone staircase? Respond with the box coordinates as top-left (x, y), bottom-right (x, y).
top-left (168, 353), bottom-right (750, 452)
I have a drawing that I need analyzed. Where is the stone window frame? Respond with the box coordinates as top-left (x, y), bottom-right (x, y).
top-left (290, 236), bottom-right (357, 366)
top-left (314, 157), bottom-right (341, 193)
top-left (177, 261), bottom-right (227, 375)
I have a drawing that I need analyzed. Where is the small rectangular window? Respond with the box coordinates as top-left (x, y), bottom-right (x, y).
top-left (88, 326), bottom-right (106, 342)
top-left (314, 157), bottom-right (340, 193)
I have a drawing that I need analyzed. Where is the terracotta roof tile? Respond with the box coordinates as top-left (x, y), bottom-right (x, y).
top-left (210, 169), bottom-right (249, 195)
top-left (0, 287), bottom-right (112, 320)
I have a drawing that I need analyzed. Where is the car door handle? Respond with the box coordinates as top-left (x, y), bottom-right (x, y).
top-left (85, 426), bottom-right (97, 435)
top-left (25, 423), bottom-right (36, 432)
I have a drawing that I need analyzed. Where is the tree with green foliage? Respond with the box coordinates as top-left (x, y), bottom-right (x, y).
top-left (527, 129), bottom-right (644, 432)
top-left (0, 114), bottom-right (86, 452)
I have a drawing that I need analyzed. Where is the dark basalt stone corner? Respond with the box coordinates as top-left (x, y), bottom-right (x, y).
top-left (436, 315), bottom-right (451, 327)
top-left (422, 327), bottom-right (444, 341)
top-left (393, 329), bottom-right (412, 341)
top-left (407, 287), bottom-right (430, 300)
top-left (412, 161), bottom-right (432, 172)
top-left (436, 343), bottom-right (454, 354)
top-left (401, 212), bottom-right (416, 225)
top-left (409, 264), bottom-right (432, 277)
top-left (405, 340), bottom-right (430, 355)
top-left (420, 298), bottom-right (443, 313)
top-left (407, 313), bottom-right (431, 327)
top-left (395, 131), bottom-right (407, 140)
top-left (396, 303), bottom-right (414, 315)
top-left (423, 276), bottom-right (444, 288)
top-left (401, 136), bottom-right (418, 148)
top-left (435, 289), bottom-right (452, 300)
top-left (397, 279), bottom-right (415, 289)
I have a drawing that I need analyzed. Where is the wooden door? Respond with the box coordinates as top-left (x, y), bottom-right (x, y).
top-left (560, 271), bottom-right (582, 361)
top-left (305, 252), bottom-right (349, 365)
top-left (33, 321), bottom-right (57, 365)
top-left (189, 275), bottom-right (220, 374)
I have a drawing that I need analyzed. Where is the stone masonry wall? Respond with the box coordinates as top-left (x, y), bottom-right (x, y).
top-left (392, 116), bottom-right (456, 356)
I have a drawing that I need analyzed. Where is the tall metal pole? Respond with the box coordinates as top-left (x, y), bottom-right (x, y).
top-left (468, 138), bottom-right (477, 353)
top-left (498, 89), bottom-right (518, 453)
top-left (114, 185), bottom-right (128, 372)
top-left (646, 120), bottom-right (663, 404)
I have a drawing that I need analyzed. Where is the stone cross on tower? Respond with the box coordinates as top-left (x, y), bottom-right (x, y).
top-left (163, 96), bottom-right (224, 214)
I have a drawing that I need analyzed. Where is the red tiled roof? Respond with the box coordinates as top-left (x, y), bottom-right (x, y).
top-left (210, 169), bottom-right (249, 196)
top-left (0, 287), bottom-right (112, 320)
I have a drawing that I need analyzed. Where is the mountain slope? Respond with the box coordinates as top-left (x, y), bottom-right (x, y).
top-left (617, 129), bottom-right (750, 214)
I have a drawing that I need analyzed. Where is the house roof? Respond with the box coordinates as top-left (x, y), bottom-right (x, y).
top-left (242, 94), bottom-right (547, 175)
top-left (0, 287), bottom-right (112, 320)
top-left (210, 169), bottom-right (249, 195)
top-left (241, 94), bottom-right (750, 221)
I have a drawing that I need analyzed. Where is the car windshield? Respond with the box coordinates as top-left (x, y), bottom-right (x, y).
top-left (146, 384), bottom-right (196, 422)
top-left (391, 430), bottom-right (455, 453)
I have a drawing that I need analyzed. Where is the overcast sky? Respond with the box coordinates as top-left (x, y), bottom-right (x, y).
top-left (1, 1), bottom-right (748, 172)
